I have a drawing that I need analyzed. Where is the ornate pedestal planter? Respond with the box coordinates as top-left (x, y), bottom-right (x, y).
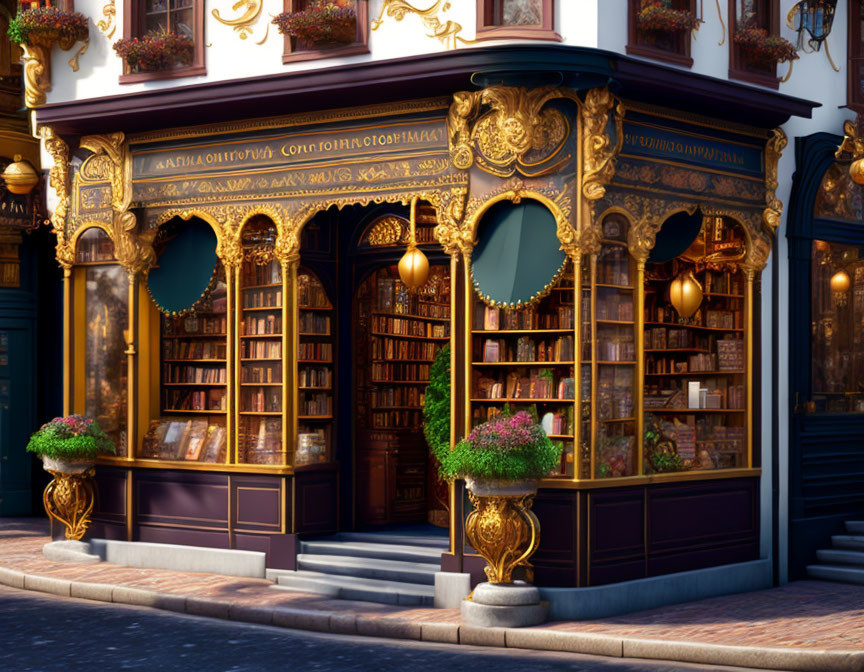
top-left (42, 457), bottom-right (97, 541)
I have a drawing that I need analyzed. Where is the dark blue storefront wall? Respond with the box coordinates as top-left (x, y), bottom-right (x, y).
top-left (787, 133), bottom-right (864, 578)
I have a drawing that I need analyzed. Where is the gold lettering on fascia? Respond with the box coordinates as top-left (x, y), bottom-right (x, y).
top-left (147, 127), bottom-right (445, 172)
top-left (623, 132), bottom-right (748, 168)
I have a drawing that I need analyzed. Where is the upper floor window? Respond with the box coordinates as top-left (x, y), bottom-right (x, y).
top-left (627, 0), bottom-right (698, 67)
top-left (476, 0), bottom-right (559, 41)
top-left (729, 0), bottom-right (780, 88)
top-left (120, 0), bottom-right (206, 83)
top-left (850, 0), bottom-right (864, 109)
top-left (280, 0), bottom-right (369, 64)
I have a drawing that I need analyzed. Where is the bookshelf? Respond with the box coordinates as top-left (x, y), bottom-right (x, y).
top-left (592, 214), bottom-right (637, 479)
top-left (356, 263), bottom-right (451, 524)
top-left (238, 217), bottom-right (284, 466)
top-left (642, 216), bottom-right (748, 473)
top-left (470, 259), bottom-right (577, 478)
top-left (296, 269), bottom-right (334, 466)
top-left (149, 263), bottom-right (228, 464)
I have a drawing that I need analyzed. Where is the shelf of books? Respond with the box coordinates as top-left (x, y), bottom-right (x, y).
top-left (355, 264), bottom-right (451, 524)
top-left (592, 214), bottom-right (638, 479)
top-left (238, 218), bottom-right (284, 466)
top-left (144, 265), bottom-right (229, 464)
top-left (642, 217), bottom-right (748, 473)
top-left (470, 260), bottom-right (576, 478)
top-left (296, 269), bottom-right (334, 467)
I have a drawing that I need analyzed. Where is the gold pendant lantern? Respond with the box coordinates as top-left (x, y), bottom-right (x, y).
top-left (830, 269), bottom-right (851, 307)
top-left (851, 158), bottom-right (864, 185)
top-left (669, 269), bottom-right (703, 319)
top-left (2, 155), bottom-right (39, 195)
top-left (398, 196), bottom-right (429, 291)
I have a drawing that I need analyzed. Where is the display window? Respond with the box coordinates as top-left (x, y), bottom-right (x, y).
top-left (627, 0), bottom-right (697, 68)
top-left (475, 0), bottom-right (558, 42)
top-left (281, 0), bottom-right (369, 64)
top-left (728, 0), bottom-right (781, 87)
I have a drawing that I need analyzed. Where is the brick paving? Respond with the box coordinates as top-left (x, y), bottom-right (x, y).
top-left (2, 518), bottom-right (863, 654)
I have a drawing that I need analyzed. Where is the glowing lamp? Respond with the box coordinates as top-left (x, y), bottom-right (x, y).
top-left (398, 197), bottom-right (429, 291)
top-left (669, 269), bottom-right (703, 319)
top-left (831, 269), bottom-right (851, 307)
top-left (851, 158), bottom-right (864, 185)
top-left (2, 155), bottom-right (39, 195)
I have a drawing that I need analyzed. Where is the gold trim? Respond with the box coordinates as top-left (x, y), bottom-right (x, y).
top-left (617, 153), bottom-right (765, 183)
top-left (621, 101), bottom-right (768, 139)
top-left (128, 98), bottom-right (450, 145)
top-left (372, 0), bottom-right (472, 50)
top-left (541, 468), bottom-right (763, 490)
top-left (125, 469), bottom-right (133, 540)
top-left (212, 0), bottom-right (265, 42)
top-left (635, 260), bottom-right (645, 476)
top-left (96, 456), bottom-right (294, 475)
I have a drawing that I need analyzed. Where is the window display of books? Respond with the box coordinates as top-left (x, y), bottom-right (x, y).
top-left (76, 228), bottom-right (116, 264)
top-left (140, 418), bottom-right (227, 463)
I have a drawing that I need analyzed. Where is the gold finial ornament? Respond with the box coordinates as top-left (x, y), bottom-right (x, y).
top-left (398, 197), bottom-right (429, 291)
top-left (850, 158), bottom-right (864, 186)
top-left (2, 155), bottom-right (39, 194)
top-left (669, 269), bottom-right (703, 319)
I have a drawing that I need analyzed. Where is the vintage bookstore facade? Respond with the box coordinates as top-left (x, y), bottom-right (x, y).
top-left (41, 52), bottom-right (810, 586)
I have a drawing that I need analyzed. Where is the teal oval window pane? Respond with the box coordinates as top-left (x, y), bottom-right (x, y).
top-left (471, 199), bottom-right (566, 307)
top-left (147, 217), bottom-right (218, 315)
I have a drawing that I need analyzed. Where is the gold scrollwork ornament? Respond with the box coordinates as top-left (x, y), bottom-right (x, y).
top-left (22, 45), bottom-right (50, 108)
top-left (762, 127), bottom-right (787, 234)
top-left (465, 490), bottom-right (541, 585)
top-left (582, 87), bottom-right (624, 202)
top-left (371, 0), bottom-right (471, 50)
top-left (41, 127), bottom-right (75, 269)
top-left (43, 468), bottom-right (97, 541)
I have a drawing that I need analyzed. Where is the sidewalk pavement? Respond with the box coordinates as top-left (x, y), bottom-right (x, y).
top-left (1, 518), bottom-right (862, 672)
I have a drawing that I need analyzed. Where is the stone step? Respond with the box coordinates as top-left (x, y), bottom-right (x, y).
top-left (816, 548), bottom-right (864, 567)
top-left (335, 531), bottom-right (450, 549)
top-left (273, 570), bottom-right (434, 607)
top-left (831, 535), bottom-right (864, 551)
top-left (296, 554), bottom-right (439, 586)
top-left (807, 564), bottom-right (864, 585)
top-left (845, 521), bottom-right (864, 534)
top-left (299, 540), bottom-right (443, 565)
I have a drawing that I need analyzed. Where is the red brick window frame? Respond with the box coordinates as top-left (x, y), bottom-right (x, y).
top-left (119, 0), bottom-right (206, 84)
top-left (728, 0), bottom-right (780, 89)
top-left (627, 0), bottom-right (696, 68)
top-left (849, 0), bottom-right (864, 111)
top-left (475, 0), bottom-right (560, 42)
top-left (281, 0), bottom-right (369, 65)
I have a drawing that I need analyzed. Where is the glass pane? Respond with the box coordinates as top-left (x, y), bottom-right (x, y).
top-left (76, 228), bottom-right (114, 264)
top-left (146, 16), bottom-right (167, 33)
top-left (84, 265), bottom-right (128, 455)
top-left (810, 240), bottom-right (864, 413)
top-left (814, 162), bottom-right (864, 222)
top-left (643, 216), bottom-right (748, 472)
top-left (497, 0), bottom-right (542, 26)
top-left (171, 8), bottom-right (194, 38)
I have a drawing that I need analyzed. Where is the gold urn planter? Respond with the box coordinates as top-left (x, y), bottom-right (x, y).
top-left (464, 477), bottom-right (541, 585)
top-left (41, 456), bottom-right (97, 541)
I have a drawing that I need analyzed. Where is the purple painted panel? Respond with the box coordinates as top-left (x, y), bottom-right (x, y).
top-left (137, 525), bottom-right (229, 549)
top-left (235, 487), bottom-right (281, 529)
top-left (590, 558), bottom-right (645, 586)
top-left (295, 467), bottom-right (338, 534)
top-left (87, 521), bottom-right (126, 541)
top-left (93, 467), bottom-right (127, 520)
top-left (647, 541), bottom-right (758, 576)
top-left (533, 490), bottom-right (579, 587)
top-left (136, 471), bottom-right (228, 526)
top-left (590, 489), bottom-right (644, 556)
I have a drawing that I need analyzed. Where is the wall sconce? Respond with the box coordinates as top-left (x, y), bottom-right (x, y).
top-left (2, 155), bottom-right (39, 195)
top-left (830, 269), bottom-right (850, 307)
top-left (398, 196), bottom-right (429, 292)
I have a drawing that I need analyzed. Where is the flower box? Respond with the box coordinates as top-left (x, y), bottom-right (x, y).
top-left (272, 0), bottom-right (357, 48)
top-left (113, 31), bottom-right (195, 73)
top-left (7, 7), bottom-right (88, 50)
top-left (734, 25), bottom-right (798, 65)
top-left (637, 0), bottom-right (698, 33)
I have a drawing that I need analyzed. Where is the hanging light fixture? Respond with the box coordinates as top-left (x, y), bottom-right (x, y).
top-left (2, 155), bottom-right (39, 195)
top-left (669, 269), bottom-right (703, 319)
top-left (398, 196), bottom-right (429, 292)
top-left (830, 269), bottom-right (851, 307)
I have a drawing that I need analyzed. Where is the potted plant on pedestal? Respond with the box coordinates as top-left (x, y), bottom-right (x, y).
top-left (272, 0), bottom-right (357, 49)
top-left (27, 415), bottom-right (115, 541)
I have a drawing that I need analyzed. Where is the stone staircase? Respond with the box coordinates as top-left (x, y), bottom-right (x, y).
top-left (807, 520), bottom-right (864, 585)
top-left (269, 530), bottom-right (449, 607)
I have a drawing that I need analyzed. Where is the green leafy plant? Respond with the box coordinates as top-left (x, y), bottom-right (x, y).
top-left (637, 0), bottom-right (699, 32)
top-left (26, 415), bottom-right (115, 460)
top-left (643, 414), bottom-right (683, 474)
top-left (272, 0), bottom-right (356, 46)
top-left (440, 411), bottom-right (561, 482)
top-left (7, 7), bottom-right (88, 49)
top-left (422, 345), bottom-right (450, 465)
top-left (113, 31), bottom-right (194, 73)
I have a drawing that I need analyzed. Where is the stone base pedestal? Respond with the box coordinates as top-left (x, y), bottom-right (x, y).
top-left (42, 540), bottom-right (101, 564)
top-left (461, 581), bottom-right (548, 628)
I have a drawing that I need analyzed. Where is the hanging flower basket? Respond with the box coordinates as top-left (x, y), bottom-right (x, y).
top-left (7, 7), bottom-right (89, 50)
top-left (272, 0), bottom-right (357, 48)
top-left (733, 25), bottom-right (799, 65)
top-left (637, 0), bottom-right (698, 32)
top-left (113, 31), bottom-right (194, 73)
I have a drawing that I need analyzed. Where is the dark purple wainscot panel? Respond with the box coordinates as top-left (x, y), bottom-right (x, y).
top-left (294, 464), bottom-right (339, 535)
top-left (86, 465), bottom-right (128, 541)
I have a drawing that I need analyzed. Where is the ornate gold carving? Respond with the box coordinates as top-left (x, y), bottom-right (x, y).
top-left (371, 0), bottom-right (470, 50)
top-left (367, 216), bottom-right (407, 246)
top-left (80, 133), bottom-right (155, 274)
top-left (43, 467), bottom-right (96, 541)
top-left (212, 0), bottom-right (269, 43)
top-left (22, 44), bottom-right (50, 108)
top-left (96, 0), bottom-right (117, 38)
top-left (67, 38), bottom-right (89, 72)
top-left (465, 490), bottom-right (541, 584)
top-left (41, 127), bottom-right (74, 269)
top-left (762, 128), bottom-right (787, 235)
top-left (433, 187), bottom-right (470, 256)
top-left (582, 87), bottom-right (624, 202)
top-left (701, 206), bottom-right (769, 273)
top-left (447, 86), bottom-right (580, 177)
top-left (837, 119), bottom-right (864, 161)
